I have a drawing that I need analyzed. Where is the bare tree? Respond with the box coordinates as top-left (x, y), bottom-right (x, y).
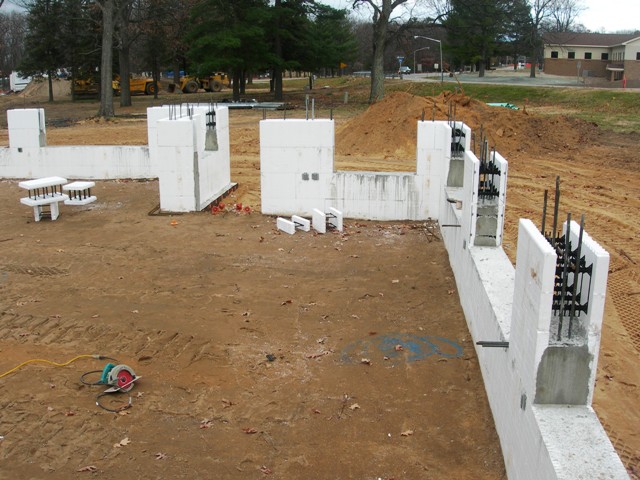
top-left (527, 0), bottom-right (554, 78)
top-left (548, 0), bottom-right (585, 32)
top-left (96, 0), bottom-right (115, 117)
top-left (115, 0), bottom-right (141, 107)
top-left (352, 0), bottom-right (411, 103)
top-left (0, 10), bottom-right (27, 73)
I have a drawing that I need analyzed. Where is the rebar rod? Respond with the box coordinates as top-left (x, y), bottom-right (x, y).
top-left (568, 214), bottom-right (585, 339)
top-left (542, 190), bottom-right (548, 237)
top-left (551, 176), bottom-right (560, 247)
top-left (557, 213), bottom-right (572, 340)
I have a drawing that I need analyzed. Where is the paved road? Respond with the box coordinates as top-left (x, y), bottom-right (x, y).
top-left (402, 69), bottom-right (605, 88)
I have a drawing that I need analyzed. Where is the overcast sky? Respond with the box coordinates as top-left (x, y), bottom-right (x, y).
top-left (320, 0), bottom-right (640, 33)
top-left (3, 0), bottom-right (639, 34)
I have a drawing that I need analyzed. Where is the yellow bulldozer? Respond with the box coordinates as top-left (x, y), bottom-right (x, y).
top-left (112, 75), bottom-right (158, 95)
top-left (72, 74), bottom-right (158, 97)
top-left (169, 73), bottom-right (230, 94)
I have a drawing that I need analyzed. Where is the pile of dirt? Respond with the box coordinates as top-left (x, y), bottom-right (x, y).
top-left (336, 91), bottom-right (600, 161)
top-left (19, 78), bottom-right (71, 99)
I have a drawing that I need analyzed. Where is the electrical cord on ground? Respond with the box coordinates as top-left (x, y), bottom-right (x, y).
top-left (1, 354), bottom-right (137, 413)
top-left (96, 390), bottom-right (132, 413)
top-left (0, 354), bottom-right (118, 379)
top-left (81, 361), bottom-right (139, 413)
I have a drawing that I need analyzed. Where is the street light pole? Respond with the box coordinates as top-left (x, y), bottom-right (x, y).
top-left (413, 47), bottom-right (431, 76)
top-left (414, 35), bottom-right (443, 83)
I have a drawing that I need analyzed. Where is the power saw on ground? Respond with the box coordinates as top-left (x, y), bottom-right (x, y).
top-left (99, 363), bottom-right (140, 393)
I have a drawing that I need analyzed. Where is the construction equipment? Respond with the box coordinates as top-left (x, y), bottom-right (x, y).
top-left (169, 73), bottom-right (230, 94)
top-left (72, 75), bottom-right (157, 97)
top-left (72, 77), bottom-right (100, 97)
top-left (112, 74), bottom-right (158, 96)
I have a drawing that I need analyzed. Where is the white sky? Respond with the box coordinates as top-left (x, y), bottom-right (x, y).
top-left (319, 0), bottom-right (640, 34)
top-left (3, 0), bottom-right (639, 34)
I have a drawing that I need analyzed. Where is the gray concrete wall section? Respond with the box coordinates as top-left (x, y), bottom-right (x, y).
top-left (535, 346), bottom-right (591, 405)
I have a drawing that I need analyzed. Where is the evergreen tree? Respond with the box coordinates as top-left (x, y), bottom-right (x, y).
top-left (19, 0), bottom-right (66, 102)
top-left (444, 0), bottom-right (518, 77)
top-left (308, 5), bottom-right (358, 76)
top-left (187, 0), bottom-right (272, 101)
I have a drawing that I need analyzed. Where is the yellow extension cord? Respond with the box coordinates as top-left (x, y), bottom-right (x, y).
top-left (0, 354), bottom-right (100, 379)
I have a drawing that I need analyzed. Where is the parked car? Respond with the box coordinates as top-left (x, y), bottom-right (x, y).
top-left (399, 66), bottom-right (412, 74)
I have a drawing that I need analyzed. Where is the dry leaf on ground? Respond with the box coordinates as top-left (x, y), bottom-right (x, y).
top-left (200, 419), bottom-right (213, 429)
top-left (114, 437), bottom-right (131, 448)
top-left (401, 430), bottom-right (414, 437)
top-left (77, 466), bottom-right (97, 472)
top-left (306, 351), bottom-right (330, 359)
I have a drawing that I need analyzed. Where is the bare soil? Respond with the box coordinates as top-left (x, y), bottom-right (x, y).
top-left (0, 86), bottom-right (638, 478)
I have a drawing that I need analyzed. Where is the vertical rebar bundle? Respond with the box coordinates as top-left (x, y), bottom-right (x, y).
top-left (541, 178), bottom-right (592, 341)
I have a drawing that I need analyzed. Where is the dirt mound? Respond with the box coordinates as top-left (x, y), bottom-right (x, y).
top-left (19, 78), bottom-right (71, 99)
top-left (336, 91), bottom-right (599, 161)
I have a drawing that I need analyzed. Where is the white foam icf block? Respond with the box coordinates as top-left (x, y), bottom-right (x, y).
top-left (416, 121), bottom-right (451, 177)
top-left (510, 219), bottom-right (556, 397)
top-left (277, 217), bottom-right (296, 235)
top-left (312, 208), bottom-right (326, 233)
top-left (260, 119), bottom-right (334, 149)
top-left (495, 152), bottom-right (509, 246)
top-left (452, 122), bottom-right (472, 152)
top-left (327, 207), bottom-right (343, 231)
top-left (462, 152), bottom-right (479, 245)
top-left (8, 108), bottom-right (46, 149)
top-left (190, 112), bottom-right (206, 154)
top-left (260, 172), bottom-right (297, 201)
top-left (215, 106), bottom-right (229, 131)
top-left (160, 195), bottom-right (196, 213)
top-left (291, 215), bottom-right (310, 232)
top-left (157, 117), bottom-right (196, 148)
top-left (565, 220), bottom-right (610, 404)
top-left (7, 108), bottom-right (45, 130)
top-left (261, 146), bottom-right (334, 174)
top-left (9, 129), bottom-right (40, 149)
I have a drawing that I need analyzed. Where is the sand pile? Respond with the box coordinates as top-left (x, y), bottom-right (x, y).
top-left (19, 78), bottom-right (71, 99)
top-left (336, 91), bottom-right (600, 160)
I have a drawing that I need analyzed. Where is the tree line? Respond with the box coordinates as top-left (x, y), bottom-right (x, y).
top-left (1, 0), bottom-right (589, 112)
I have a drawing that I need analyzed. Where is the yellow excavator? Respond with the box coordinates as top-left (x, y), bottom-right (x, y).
top-left (169, 73), bottom-right (230, 94)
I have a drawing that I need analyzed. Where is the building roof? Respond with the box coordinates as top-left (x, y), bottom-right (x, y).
top-left (543, 32), bottom-right (640, 47)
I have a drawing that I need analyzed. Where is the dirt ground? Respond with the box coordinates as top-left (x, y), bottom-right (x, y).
top-left (0, 83), bottom-right (638, 478)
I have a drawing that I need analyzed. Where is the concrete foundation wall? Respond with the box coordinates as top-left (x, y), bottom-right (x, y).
top-left (260, 119), bottom-right (453, 220)
top-left (328, 171), bottom-right (425, 220)
top-left (150, 106), bottom-right (232, 212)
top-left (3, 108), bottom-right (152, 179)
top-left (1, 145), bottom-right (152, 179)
top-left (260, 119), bottom-right (334, 216)
top-left (3, 106), bottom-right (233, 213)
top-left (440, 201), bottom-right (627, 479)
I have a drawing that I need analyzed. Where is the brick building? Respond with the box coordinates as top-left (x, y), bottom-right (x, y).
top-left (543, 32), bottom-right (640, 87)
